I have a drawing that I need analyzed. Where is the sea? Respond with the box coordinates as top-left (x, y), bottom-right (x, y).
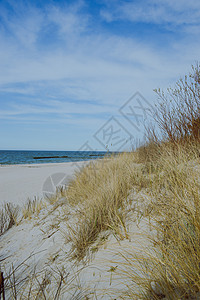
top-left (0, 150), bottom-right (112, 165)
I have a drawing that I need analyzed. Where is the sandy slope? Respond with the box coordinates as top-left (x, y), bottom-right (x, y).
top-left (0, 197), bottom-right (152, 299)
top-left (0, 161), bottom-right (153, 298)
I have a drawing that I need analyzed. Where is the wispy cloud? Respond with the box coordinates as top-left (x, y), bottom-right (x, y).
top-left (47, 1), bottom-right (89, 37)
top-left (100, 0), bottom-right (200, 28)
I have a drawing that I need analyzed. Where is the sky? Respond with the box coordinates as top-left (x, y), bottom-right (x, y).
top-left (0, 0), bottom-right (200, 151)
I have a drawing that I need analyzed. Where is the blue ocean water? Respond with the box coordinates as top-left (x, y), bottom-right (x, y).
top-left (0, 150), bottom-right (111, 165)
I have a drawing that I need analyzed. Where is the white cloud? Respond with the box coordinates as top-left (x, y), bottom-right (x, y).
top-left (0, 2), bottom-right (43, 48)
top-left (47, 1), bottom-right (88, 37)
top-left (101, 0), bottom-right (200, 27)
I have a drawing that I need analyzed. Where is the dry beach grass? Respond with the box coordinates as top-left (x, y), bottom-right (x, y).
top-left (119, 141), bottom-right (200, 299)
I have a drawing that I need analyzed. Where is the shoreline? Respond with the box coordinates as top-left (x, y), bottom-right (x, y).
top-left (0, 160), bottom-right (89, 168)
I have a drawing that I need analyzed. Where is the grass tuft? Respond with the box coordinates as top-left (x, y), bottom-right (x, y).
top-left (22, 197), bottom-right (45, 219)
top-left (0, 203), bottom-right (19, 236)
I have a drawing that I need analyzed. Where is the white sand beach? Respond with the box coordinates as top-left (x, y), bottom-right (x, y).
top-left (0, 161), bottom-right (87, 205)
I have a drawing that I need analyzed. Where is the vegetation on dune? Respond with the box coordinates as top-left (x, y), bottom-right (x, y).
top-left (122, 63), bottom-right (200, 299)
top-left (121, 141), bottom-right (200, 299)
top-left (1, 63), bottom-right (200, 298)
top-left (59, 153), bottom-right (145, 261)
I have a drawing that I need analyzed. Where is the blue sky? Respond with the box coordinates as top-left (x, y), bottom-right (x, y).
top-left (0, 0), bottom-right (200, 151)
